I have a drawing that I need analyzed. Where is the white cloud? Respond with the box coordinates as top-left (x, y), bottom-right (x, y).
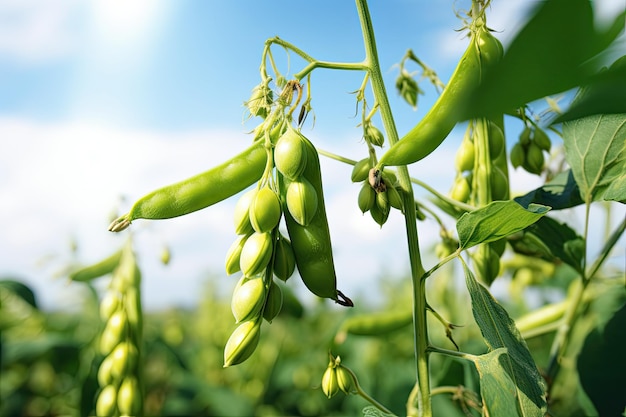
top-left (0, 0), bottom-right (83, 63)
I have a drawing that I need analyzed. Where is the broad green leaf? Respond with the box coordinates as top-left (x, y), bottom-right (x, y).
top-left (462, 260), bottom-right (547, 416)
top-left (577, 301), bottom-right (626, 417)
top-left (457, 201), bottom-right (550, 250)
top-left (0, 279), bottom-right (38, 309)
top-left (470, 348), bottom-right (519, 417)
top-left (562, 113), bottom-right (626, 203)
top-left (513, 170), bottom-right (584, 210)
top-left (553, 55), bottom-right (626, 123)
top-left (462, 0), bottom-right (626, 120)
top-left (508, 216), bottom-right (585, 274)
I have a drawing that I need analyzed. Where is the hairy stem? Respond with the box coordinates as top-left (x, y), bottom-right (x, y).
top-left (355, 1), bottom-right (430, 416)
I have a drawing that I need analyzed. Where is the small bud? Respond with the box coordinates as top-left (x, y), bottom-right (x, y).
top-left (225, 235), bottom-right (248, 275)
top-left (357, 182), bottom-right (376, 214)
top-left (321, 366), bottom-right (339, 399)
top-left (240, 232), bottom-right (273, 277)
top-left (231, 276), bottom-right (266, 323)
top-left (233, 188), bottom-right (257, 235)
top-left (351, 158), bottom-right (371, 183)
top-left (364, 124), bottom-right (385, 147)
top-left (336, 366), bottom-right (354, 394)
top-left (533, 128), bottom-right (552, 152)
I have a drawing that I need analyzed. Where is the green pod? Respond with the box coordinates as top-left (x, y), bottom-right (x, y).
top-left (100, 310), bottom-right (128, 355)
top-left (262, 280), bottom-right (283, 323)
top-left (286, 178), bottom-right (318, 226)
top-left (455, 133), bottom-right (475, 172)
top-left (533, 127), bottom-right (552, 152)
top-left (369, 196), bottom-right (390, 227)
top-left (98, 355), bottom-right (115, 387)
top-left (231, 276), bottom-right (266, 323)
top-left (117, 376), bottom-right (142, 416)
top-left (490, 166), bottom-right (509, 201)
top-left (223, 319), bottom-right (261, 367)
top-left (379, 27), bottom-right (488, 167)
top-left (387, 184), bottom-right (404, 211)
top-left (272, 234), bottom-right (296, 281)
top-left (68, 249), bottom-right (122, 283)
top-left (488, 121), bottom-right (505, 158)
top-left (510, 142), bottom-right (526, 168)
top-left (472, 245), bottom-right (501, 286)
top-left (321, 366), bottom-right (339, 399)
top-left (274, 126), bottom-right (307, 180)
top-left (278, 132), bottom-right (340, 301)
top-left (225, 235), bottom-right (248, 275)
top-left (351, 158), bottom-right (371, 183)
top-left (96, 385), bottom-right (117, 417)
top-left (357, 182), bottom-right (376, 213)
top-left (449, 174), bottom-right (472, 203)
top-left (523, 142), bottom-right (544, 175)
top-left (240, 232), bottom-right (273, 277)
top-left (340, 309), bottom-right (413, 336)
top-left (99, 292), bottom-right (121, 321)
top-left (233, 188), bottom-right (257, 236)
top-left (109, 141), bottom-right (267, 232)
top-left (109, 341), bottom-right (139, 381)
top-left (249, 186), bottom-right (282, 233)
top-left (124, 287), bottom-right (143, 344)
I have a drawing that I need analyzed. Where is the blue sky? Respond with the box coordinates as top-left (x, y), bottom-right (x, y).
top-left (1, 0), bottom-right (624, 311)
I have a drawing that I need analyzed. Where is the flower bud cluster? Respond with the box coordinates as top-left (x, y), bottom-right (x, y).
top-left (351, 160), bottom-right (404, 227)
top-left (96, 243), bottom-right (143, 417)
top-left (510, 125), bottom-right (552, 175)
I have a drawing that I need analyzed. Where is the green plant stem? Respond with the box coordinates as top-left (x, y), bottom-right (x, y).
top-left (546, 214), bottom-right (626, 380)
top-left (354, 1), bottom-right (430, 416)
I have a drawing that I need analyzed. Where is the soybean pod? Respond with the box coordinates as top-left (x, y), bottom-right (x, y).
top-left (68, 249), bottom-right (123, 282)
top-left (339, 309), bottom-right (413, 336)
top-left (278, 127), bottom-right (351, 306)
top-left (379, 27), bottom-right (502, 167)
top-left (109, 141), bottom-right (267, 232)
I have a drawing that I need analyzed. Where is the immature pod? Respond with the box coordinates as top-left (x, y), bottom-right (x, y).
top-left (336, 366), bottom-right (354, 394)
top-left (272, 234), bottom-right (296, 281)
top-left (109, 341), bottom-right (139, 381)
top-left (225, 235), bottom-right (248, 275)
top-left (379, 26), bottom-right (501, 167)
top-left (233, 188), bottom-right (257, 236)
top-left (231, 276), bottom-right (266, 323)
top-left (109, 141), bottom-right (267, 232)
top-left (523, 142), bottom-right (544, 175)
top-left (99, 292), bottom-right (121, 321)
top-left (100, 310), bottom-right (128, 355)
top-left (98, 355), bottom-right (115, 387)
top-left (357, 182), bottom-right (376, 213)
top-left (117, 376), bottom-right (142, 416)
top-left (249, 186), bottom-right (282, 233)
top-left (533, 127), bottom-right (552, 152)
top-left (96, 385), bottom-right (117, 417)
top-left (223, 319), bottom-right (261, 367)
top-left (278, 132), bottom-right (342, 302)
top-left (510, 142), bottom-right (525, 168)
top-left (455, 132), bottom-right (475, 172)
top-left (68, 249), bottom-right (122, 283)
top-left (286, 178), bottom-right (318, 226)
top-left (351, 158), bottom-right (371, 183)
top-left (274, 127), bottom-right (307, 180)
top-left (490, 166), bottom-right (509, 201)
top-left (262, 280), bottom-right (283, 323)
top-left (488, 122), bottom-right (505, 158)
top-left (240, 232), bottom-right (273, 277)
top-left (339, 309), bottom-right (412, 336)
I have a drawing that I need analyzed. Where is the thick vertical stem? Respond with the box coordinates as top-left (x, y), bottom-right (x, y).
top-left (354, 1), bottom-right (431, 416)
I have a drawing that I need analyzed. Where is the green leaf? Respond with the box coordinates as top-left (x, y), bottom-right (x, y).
top-left (578, 301), bottom-right (626, 417)
top-left (457, 201), bottom-right (550, 250)
top-left (0, 279), bottom-right (38, 309)
top-left (470, 348), bottom-right (520, 417)
top-left (553, 55), bottom-right (626, 123)
top-left (462, 260), bottom-right (547, 416)
top-left (562, 113), bottom-right (626, 203)
top-left (362, 406), bottom-right (397, 417)
top-left (461, 0), bottom-right (626, 119)
top-left (513, 170), bottom-right (584, 210)
top-left (508, 216), bottom-right (585, 274)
